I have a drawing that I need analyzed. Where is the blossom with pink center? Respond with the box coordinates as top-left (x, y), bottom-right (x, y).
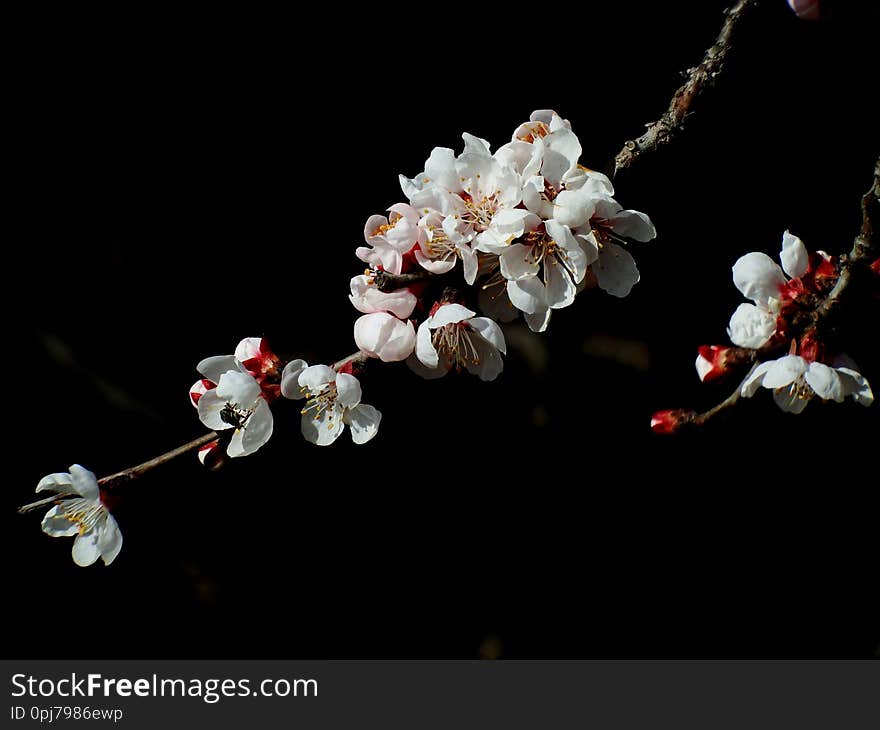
top-left (194, 337), bottom-right (282, 403)
top-left (197, 370), bottom-right (274, 457)
top-left (727, 231), bottom-right (810, 348)
top-left (413, 210), bottom-right (479, 285)
top-left (357, 203), bottom-right (423, 274)
top-left (410, 303), bottom-right (506, 381)
top-left (281, 361), bottom-right (381, 446)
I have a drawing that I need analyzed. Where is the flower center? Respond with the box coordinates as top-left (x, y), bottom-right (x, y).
top-left (521, 229), bottom-right (576, 282)
top-left (424, 225), bottom-right (457, 261)
top-left (300, 383), bottom-right (342, 429)
top-left (459, 193), bottom-right (499, 232)
top-left (61, 498), bottom-right (106, 536)
top-left (432, 323), bottom-right (481, 369)
top-left (516, 121), bottom-right (550, 143)
top-left (783, 378), bottom-right (814, 402)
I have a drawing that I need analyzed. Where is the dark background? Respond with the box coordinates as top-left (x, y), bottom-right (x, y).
top-left (9, 1), bottom-right (879, 658)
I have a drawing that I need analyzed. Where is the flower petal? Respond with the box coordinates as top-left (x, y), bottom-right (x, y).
top-left (429, 303), bottom-right (476, 328)
top-left (780, 230), bottom-right (809, 279)
top-left (197, 355), bottom-right (239, 384)
top-left (469, 317), bottom-right (506, 354)
top-left (41, 505), bottom-right (80, 537)
top-left (301, 407), bottom-right (345, 446)
top-left (466, 332), bottom-right (504, 381)
top-left (804, 362), bottom-right (844, 402)
top-left (593, 243), bottom-right (640, 298)
top-left (416, 320), bottom-right (439, 368)
top-left (345, 404), bottom-right (382, 444)
top-left (36, 472), bottom-right (74, 495)
top-left (836, 367), bottom-right (874, 406)
top-left (234, 399), bottom-right (274, 456)
top-left (499, 243), bottom-right (540, 281)
top-left (335, 372), bottom-right (362, 409)
top-left (215, 370), bottom-right (261, 404)
top-left (354, 313), bottom-right (416, 362)
top-left (761, 355), bottom-right (807, 389)
top-left (280, 359), bottom-right (309, 400)
top-left (727, 303), bottom-right (777, 348)
top-left (72, 531), bottom-right (102, 567)
top-left (741, 361), bottom-right (774, 397)
top-left (198, 389), bottom-right (230, 431)
top-left (773, 386), bottom-right (811, 414)
top-left (68, 465), bottom-right (99, 501)
top-left (507, 276), bottom-right (546, 315)
top-left (608, 209), bottom-right (656, 242)
top-left (98, 514), bottom-right (123, 565)
top-left (732, 252), bottom-right (786, 306)
top-left (298, 365), bottom-right (337, 393)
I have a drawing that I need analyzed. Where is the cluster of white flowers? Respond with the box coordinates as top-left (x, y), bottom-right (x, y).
top-left (352, 110), bottom-right (656, 376)
top-left (29, 110), bottom-right (662, 565)
top-left (654, 231), bottom-right (872, 433)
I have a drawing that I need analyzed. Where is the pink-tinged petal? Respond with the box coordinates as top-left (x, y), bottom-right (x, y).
top-left (414, 249), bottom-right (457, 275)
top-left (354, 313), bottom-right (415, 362)
top-left (761, 355), bottom-right (807, 389)
top-left (387, 202), bottom-right (420, 225)
top-left (727, 303), bottom-right (776, 348)
top-left (469, 317), bottom-right (506, 354)
top-left (349, 274), bottom-right (418, 318)
top-left (364, 214), bottom-right (390, 242)
top-left (68, 464), bottom-right (99, 501)
top-left (345, 404), bottom-right (382, 444)
top-left (780, 230), bottom-right (809, 279)
top-left (429, 303), bottom-right (476, 328)
top-left (41, 505), bottom-right (80, 537)
top-left (189, 378), bottom-right (215, 407)
top-left (298, 365), bottom-right (336, 392)
top-left (335, 372), bottom-right (362, 409)
top-left (197, 355), bottom-right (238, 384)
top-left (732, 252), bottom-right (786, 305)
top-left (36, 472), bottom-right (74, 494)
top-left (594, 243), bottom-right (640, 298)
top-left (500, 243), bottom-right (540, 281)
top-left (804, 362), bottom-right (844, 402)
top-left (234, 337), bottom-right (262, 363)
top-left (301, 407), bottom-right (346, 446)
top-left (232, 400), bottom-right (273, 457)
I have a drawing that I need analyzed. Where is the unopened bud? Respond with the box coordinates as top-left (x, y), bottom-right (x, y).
top-left (197, 440), bottom-right (226, 471)
top-left (787, 0), bottom-right (822, 21)
top-left (695, 345), bottom-right (753, 383)
top-left (651, 409), bottom-right (696, 435)
top-left (189, 378), bottom-right (215, 407)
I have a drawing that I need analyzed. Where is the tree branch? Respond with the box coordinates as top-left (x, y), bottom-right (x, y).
top-left (612, 0), bottom-right (762, 177)
top-left (99, 432), bottom-right (220, 490)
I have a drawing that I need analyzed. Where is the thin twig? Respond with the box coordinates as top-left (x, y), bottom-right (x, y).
top-left (99, 431), bottom-right (220, 490)
top-left (692, 367), bottom-right (755, 427)
top-left (612, 0), bottom-right (762, 177)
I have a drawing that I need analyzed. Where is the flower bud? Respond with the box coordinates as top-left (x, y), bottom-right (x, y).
top-left (189, 378), bottom-right (215, 407)
top-left (787, 0), bottom-right (822, 21)
top-left (695, 345), bottom-right (753, 383)
top-left (197, 439), bottom-right (226, 471)
top-left (650, 409), bottom-right (696, 435)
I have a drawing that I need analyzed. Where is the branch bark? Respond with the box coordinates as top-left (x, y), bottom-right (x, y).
top-left (612, 0), bottom-right (762, 177)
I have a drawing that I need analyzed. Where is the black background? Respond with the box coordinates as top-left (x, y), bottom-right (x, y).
top-left (9, 1), bottom-right (879, 658)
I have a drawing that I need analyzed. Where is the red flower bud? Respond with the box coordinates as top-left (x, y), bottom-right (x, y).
top-left (651, 409), bottom-right (696, 435)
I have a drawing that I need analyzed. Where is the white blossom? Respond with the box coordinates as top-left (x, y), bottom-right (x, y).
top-left (29, 465), bottom-right (122, 567)
top-left (410, 303), bottom-right (506, 381)
top-left (282, 361), bottom-right (381, 446)
top-left (354, 312), bottom-right (416, 362)
top-left (741, 354), bottom-right (873, 413)
top-left (727, 231), bottom-right (809, 348)
top-left (197, 370), bottom-right (274, 457)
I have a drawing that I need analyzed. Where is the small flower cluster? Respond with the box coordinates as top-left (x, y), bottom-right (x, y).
top-left (352, 109), bottom-right (656, 374)
top-left (653, 231), bottom-right (873, 432)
